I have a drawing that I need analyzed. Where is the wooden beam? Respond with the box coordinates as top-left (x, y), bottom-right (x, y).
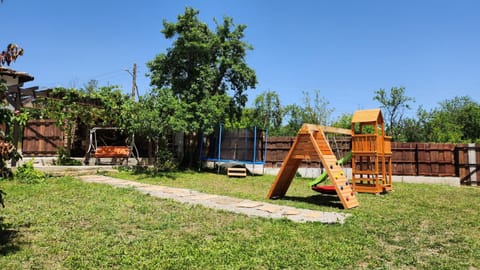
top-left (319, 126), bottom-right (352, 136)
top-left (7, 84), bottom-right (20, 93)
top-left (19, 86), bottom-right (39, 96)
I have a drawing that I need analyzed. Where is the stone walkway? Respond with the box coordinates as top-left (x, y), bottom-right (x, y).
top-left (78, 175), bottom-right (351, 224)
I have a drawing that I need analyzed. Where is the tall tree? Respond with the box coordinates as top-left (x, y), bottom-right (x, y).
top-left (373, 86), bottom-right (414, 140)
top-left (148, 7), bottom-right (256, 131)
top-left (278, 104), bottom-right (303, 136)
top-left (253, 90), bottom-right (282, 132)
top-left (301, 89), bottom-right (333, 125)
top-left (147, 7), bottom-right (257, 166)
top-left (273, 90), bottom-right (333, 136)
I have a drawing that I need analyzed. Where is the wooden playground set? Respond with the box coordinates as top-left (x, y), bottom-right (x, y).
top-left (267, 109), bottom-right (393, 209)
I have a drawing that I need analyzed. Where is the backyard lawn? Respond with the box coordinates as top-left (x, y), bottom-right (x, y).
top-left (0, 170), bottom-right (479, 269)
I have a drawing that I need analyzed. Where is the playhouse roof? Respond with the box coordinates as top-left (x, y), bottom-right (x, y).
top-left (351, 109), bottom-right (384, 124)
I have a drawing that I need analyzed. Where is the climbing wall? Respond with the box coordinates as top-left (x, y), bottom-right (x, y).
top-left (267, 124), bottom-right (359, 209)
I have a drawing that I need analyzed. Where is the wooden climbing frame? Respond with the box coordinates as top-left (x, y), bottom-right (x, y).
top-left (267, 124), bottom-right (359, 209)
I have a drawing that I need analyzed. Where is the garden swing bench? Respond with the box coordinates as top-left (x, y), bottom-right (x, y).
top-left (85, 127), bottom-right (139, 165)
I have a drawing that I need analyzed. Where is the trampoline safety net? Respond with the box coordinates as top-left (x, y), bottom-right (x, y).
top-left (201, 126), bottom-right (267, 164)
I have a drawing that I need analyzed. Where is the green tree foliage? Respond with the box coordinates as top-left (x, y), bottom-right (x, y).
top-left (39, 86), bottom-right (132, 153)
top-left (147, 7), bottom-right (257, 166)
top-left (420, 96), bottom-right (480, 143)
top-left (394, 116), bottom-right (424, 142)
top-left (331, 113), bottom-right (353, 130)
top-left (0, 50), bottom-right (23, 178)
top-left (266, 90), bottom-right (333, 136)
top-left (147, 7), bottom-right (257, 134)
top-left (0, 81), bottom-right (10, 127)
top-left (301, 90), bottom-right (333, 125)
top-left (224, 108), bottom-right (255, 129)
top-left (281, 104), bottom-right (304, 136)
top-left (389, 96), bottom-right (480, 143)
top-left (252, 90), bottom-right (283, 134)
top-left (121, 90), bottom-right (186, 170)
top-left (0, 41), bottom-right (25, 207)
top-left (373, 86), bottom-right (414, 140)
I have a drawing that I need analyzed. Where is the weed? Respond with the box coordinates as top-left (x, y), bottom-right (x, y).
top-left (14, 160), bottom-right (46, 184)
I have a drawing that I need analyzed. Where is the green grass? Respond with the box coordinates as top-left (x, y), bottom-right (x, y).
top-left (0, 171), bottom-right (479, 269)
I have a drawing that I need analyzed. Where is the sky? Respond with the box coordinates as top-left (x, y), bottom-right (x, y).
top-left (2, 0), bottom-right (480, 120)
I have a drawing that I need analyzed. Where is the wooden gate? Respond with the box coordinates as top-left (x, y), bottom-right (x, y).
top-left (22, 120), bottom-right (64, 156)
top-left (456, 144), bottom-right (480, 185)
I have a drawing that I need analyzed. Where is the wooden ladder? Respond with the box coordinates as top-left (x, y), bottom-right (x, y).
top-left (267, 124), bottom-right (359, 209)
top-left (227, 167), bottom-right (247, 177)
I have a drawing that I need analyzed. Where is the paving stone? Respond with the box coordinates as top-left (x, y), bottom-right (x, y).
top-left (256, 204), bottom-right (283, 213)
top-left (282, 209), bottom-right (301, 216)
top-left (236, 201), bottom-right (264, 208)
top-left (188, 194), bottom-right (218, 201)
top-left (77, 175), bottom-right (350, 224)
top-left (303, 212), bottom-right (323, 218)
top-left (210, 197), bottom-right (243, 205)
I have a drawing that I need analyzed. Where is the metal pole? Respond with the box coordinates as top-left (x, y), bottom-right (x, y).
top-left (253, 126), bottom-right (257, 175)
top-left (198, 131), bottom-right (204, 171)
top-left (217, 124), bottom-right (222, 174)
top-left (264, 128), bottom-right (268, 174)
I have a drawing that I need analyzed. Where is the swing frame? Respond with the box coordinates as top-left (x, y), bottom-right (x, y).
top-left (85, 127), bottom-right (139, 165)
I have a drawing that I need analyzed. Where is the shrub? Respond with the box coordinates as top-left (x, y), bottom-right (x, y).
top-left (15, 160), bottom-right (46, 184)
top-left (55, 147), bottom-right (82, 166)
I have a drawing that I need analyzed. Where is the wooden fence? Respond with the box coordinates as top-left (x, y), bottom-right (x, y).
top-left (22, 120), bottom-right (64, 156)
top-left (391, 142), bottom-right (456, 177)
top-left (266, 136), bottom-right (351, 168)
top-left (266, 136), bottom-right (479, 185)
top-left (13, 124), bottom-right (480, 185)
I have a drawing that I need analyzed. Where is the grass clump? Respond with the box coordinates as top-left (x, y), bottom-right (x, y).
top-left (14, 160), bottom-right (46, 184)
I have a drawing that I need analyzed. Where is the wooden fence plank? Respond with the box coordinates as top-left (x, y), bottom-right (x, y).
top-left (391, 142), bottom-right (416, 175)
top-left (457, 143), bottom-right (480, 185)
top-left (22, 120), bottom-right (64, 156)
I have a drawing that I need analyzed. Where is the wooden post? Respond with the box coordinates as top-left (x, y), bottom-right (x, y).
top-left (468, 143), bottom-right (477, 186)
top-left (11, 85), bottom-right (22, 166)
top-left (131, 63), bottom-right (137, 100)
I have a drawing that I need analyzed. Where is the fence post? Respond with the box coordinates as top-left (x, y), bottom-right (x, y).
top-left (468, 143), bottom-right (477, 186)
top-left (415, 143), bottom-right (419, 176)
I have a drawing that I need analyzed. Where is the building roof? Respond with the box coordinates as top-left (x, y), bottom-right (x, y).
top-left (0, 67), bottom-right (34, 84)
top-left (351, 109), bottom-right (384, 124)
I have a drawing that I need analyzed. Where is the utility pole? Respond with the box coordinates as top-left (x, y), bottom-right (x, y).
top-left (131, 63), bottom-right (137, 100)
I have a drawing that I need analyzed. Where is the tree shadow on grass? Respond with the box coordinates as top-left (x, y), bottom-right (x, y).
top-left (281, 194), bottom-right (345, 209)
top-left (0, 217), bottom-right (21, 255)
top-left (127, 166), bottom-right (178, 180)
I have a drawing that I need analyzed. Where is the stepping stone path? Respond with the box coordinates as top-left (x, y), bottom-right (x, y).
top-left (78, 175), bottom-right (351, 224)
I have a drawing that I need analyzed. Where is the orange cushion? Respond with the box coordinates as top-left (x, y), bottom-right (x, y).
top-left (94, 146), bottom-right (130, 158)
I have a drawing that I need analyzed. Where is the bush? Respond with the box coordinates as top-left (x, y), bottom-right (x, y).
top-left (55, 147), bottom-right (82, 166)
top-left (15, 160), bottom-right (46, 184)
